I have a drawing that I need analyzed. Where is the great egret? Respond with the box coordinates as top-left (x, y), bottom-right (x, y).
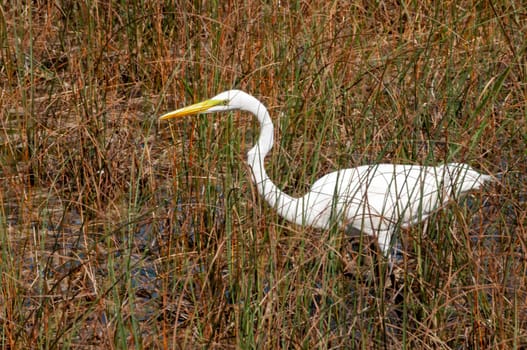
top-left (160, 90), bottom-right (492, 256)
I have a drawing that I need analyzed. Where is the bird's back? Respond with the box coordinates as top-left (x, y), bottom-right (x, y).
top-left (305, 163), bottom-right (489, 235)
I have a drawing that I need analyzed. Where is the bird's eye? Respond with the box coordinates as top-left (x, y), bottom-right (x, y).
top-left (222, 99), bottom-right (230, 105)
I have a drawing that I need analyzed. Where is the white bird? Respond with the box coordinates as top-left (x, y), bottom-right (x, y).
top-left (159, 90), bottom-right (492, 257)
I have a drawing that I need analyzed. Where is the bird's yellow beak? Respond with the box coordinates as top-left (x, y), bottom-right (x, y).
top-left (159, 99), bottom-right (225, 120)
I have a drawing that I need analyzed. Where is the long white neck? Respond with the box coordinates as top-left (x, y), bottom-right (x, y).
top-left (242, 95), bottom-right (302, 224)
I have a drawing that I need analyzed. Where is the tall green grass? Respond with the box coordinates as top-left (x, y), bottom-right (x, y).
top-left (0, 0), bottom-right (526, 348)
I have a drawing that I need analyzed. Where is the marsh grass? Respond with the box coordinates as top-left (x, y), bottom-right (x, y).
top-left (1, 1), bottom-right (526, 348)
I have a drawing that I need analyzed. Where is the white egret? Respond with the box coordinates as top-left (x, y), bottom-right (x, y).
top-left (160, 90), bottom-right (492, 256)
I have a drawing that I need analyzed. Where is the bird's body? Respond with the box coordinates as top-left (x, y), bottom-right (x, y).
top-left (160, 90), bottom-right (492, 256)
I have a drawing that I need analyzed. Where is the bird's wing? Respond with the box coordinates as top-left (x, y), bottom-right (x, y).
top-left (355, 165), bottom-right (446, 230)
top-left (305, 165), bottom-right (449, 232)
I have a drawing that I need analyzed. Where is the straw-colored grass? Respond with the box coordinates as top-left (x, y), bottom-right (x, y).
top-left (1, 1), bottom-right (526, 348)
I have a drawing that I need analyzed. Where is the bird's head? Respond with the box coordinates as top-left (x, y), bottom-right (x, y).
top-left (159, 90), bottom-right (248, 120)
